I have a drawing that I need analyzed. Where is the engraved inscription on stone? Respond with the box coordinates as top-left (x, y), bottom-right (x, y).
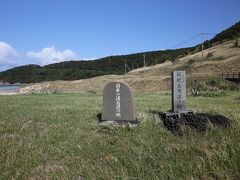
top-left (172, 71), bottom-right (186, 112)
top-left (102, 81), bottom-right (136, 121)
top-left (115, 83), bottom-right (121, 118)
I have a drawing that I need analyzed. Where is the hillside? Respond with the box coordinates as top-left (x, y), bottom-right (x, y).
top-left (0, 47), bottom-right (193, 83)
top-left (0, 21), bottom-right (240, 84)
top-left (129, 40), bottom-right (240, 76)
top-left (19, 39), bottom-right (240, 94)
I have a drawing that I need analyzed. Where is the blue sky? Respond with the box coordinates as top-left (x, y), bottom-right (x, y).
top-left (0, 0), bottom-right (239, 71)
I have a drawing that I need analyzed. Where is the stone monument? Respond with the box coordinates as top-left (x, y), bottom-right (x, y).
top-left (100, 81), bottom-right (139, 125)
top-left (161, 70), bottom-right (230, 134)
top-left (171, 71), bottom-right (186, 112)
top-left (163, 70), bottom-right (192, 119)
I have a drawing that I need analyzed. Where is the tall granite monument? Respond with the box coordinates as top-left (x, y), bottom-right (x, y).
top-left (101, 81), bottom-right (138, 125)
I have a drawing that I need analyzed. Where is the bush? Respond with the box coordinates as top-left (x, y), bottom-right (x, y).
top-left (235, 38), bottom-right (240, 47)
top-left (188, 77), bottom-right (239, 96)
top-left (195, 90), bottom-right (227, 97)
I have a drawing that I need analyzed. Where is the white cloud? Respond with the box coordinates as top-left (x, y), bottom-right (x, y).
top-left (82, 57), bottom-right (98, 61)
top-left (27, 46), bottom-right (77, 66)
top-left (0, 41), bottom-right (20, 70)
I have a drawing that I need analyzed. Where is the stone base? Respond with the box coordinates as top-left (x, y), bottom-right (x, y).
top-left (99, 120), bottom-right (140, 127)
top-left (163, 110), bottom-right (194, 119)
top-left (97, 113), bottom-right (140, 127)
top-left (161, 110), bottom-right (230, 134)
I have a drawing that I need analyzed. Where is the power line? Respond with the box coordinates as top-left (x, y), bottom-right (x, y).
top-left (169, 34), bottom-right (201, 49)
top-left (200, 32), bottom-right (216, 36)
top-left (123, 32), bottom-right (217, 73)
top-left (169, 32), bottom-right (217, 50)
top-left (167, 32), bottom-right (217, 70)
top-left (200, 32), bottom-right (217, 69)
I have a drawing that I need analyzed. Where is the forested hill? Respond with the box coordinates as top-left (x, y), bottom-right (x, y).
top-left (0, 21), bottom-right (239, 84)
top-left (0, 47), bottom-right (194, 83)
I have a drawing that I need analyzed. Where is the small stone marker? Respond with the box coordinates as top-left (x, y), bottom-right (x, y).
top-left (161, 70), bottom-right (230, 134)
top-left (101, 81), bottom-right (138, 124)
top-left (171, 71), bottom-right (186, 112)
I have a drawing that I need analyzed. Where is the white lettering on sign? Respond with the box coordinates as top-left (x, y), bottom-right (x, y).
top-left (115, 83), bottom-right (121, 118)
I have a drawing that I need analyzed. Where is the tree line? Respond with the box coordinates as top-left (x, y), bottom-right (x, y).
top-left (0, 22), bottom-right (239, 84)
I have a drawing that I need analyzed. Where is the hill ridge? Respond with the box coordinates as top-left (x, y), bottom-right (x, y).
top-left (0, 21), bottom-right (239, 84)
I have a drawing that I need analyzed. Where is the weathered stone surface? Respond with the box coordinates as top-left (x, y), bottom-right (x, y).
top-left (160, 112), bottom-right (230, 134)
top-left (171, 71), bottom-right (186, 112)
top-left (102, 81), bottom-right (136, 121)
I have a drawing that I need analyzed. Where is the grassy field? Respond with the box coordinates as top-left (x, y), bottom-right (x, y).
top-left (0, 91), bottom-right (240, 179)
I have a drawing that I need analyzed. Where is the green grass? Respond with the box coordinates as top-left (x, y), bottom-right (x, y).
top-left (0, 92), bottom-right (240, 179)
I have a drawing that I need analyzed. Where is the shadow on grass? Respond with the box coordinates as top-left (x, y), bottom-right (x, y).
top-left (97, 113), bottom-right (102, 122)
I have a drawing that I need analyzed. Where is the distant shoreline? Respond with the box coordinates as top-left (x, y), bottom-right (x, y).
top-left (0, 85), bottom-right (21, 95)
top-left (0, 89), bottom-right (19, 95)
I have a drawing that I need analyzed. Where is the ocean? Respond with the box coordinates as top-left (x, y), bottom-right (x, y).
top-left (0, 85), bottom-right (20, 91)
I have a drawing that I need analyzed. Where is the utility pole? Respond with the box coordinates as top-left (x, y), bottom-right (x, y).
top-left (201, 33), bottom-right (204, 69)
top-left (200, 32), bottom-right (216, 70)
top-left (124, 60), bottom-right (131, 75)
top-left (124, 60), bottom-right (127, 75)
top-left (143, 53), bottom-right (146, 74)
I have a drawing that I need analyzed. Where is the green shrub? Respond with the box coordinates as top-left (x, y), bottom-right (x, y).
top-left (188, 77), bottom-right (239, 96)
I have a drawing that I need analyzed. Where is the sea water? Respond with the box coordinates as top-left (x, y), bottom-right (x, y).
top-left (0, 85), bottom-right (20, 91)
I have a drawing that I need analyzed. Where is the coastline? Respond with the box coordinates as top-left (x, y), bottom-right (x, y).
top-left (0, 89), bottom-right (19, 95)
